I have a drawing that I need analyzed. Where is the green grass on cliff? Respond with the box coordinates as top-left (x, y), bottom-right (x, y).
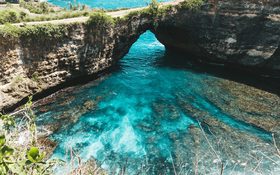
top-left (122, 0), bottom-right (204, 22)
top-left (123, 0), bottom-right (161, 19)
top-left (0, 23), bottom-right (20, 37)
top-left (19, 0), bottom-right (54, 14)
top-left (118, 0), bottom-right (173, 28)
top-left (0, 9), bottom-right (22, 24)
top-left (0, 0), bottom-right (206, 40)
top-left (0, 12), bottom-right (115, 41)
top-left (0, 23), bottom-right (68, 40)
top-left (0, 9), bottom-right (92, 24)
top-left (0, 1), bottom-right (92, 24)
top-left (87, 11), bottom-right (115, 26)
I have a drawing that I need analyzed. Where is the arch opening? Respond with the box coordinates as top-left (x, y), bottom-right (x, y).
top-left (119, 30), bottom-right (166, 65)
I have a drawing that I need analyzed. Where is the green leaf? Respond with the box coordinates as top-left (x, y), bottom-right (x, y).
top-left (27, 147), bottom-right (39, 163)
top-left (27, 147), bottom-right (44, 163)
top-left (0, 135), bottom-right (5, 148)
top-left (2, 145), bottom-right (14, 157)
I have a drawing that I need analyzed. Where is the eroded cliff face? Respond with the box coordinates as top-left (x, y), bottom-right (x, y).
top-left (1, 0), bottom-right (280, 112)
top-left (154, 0), bottom-right (280, 75)
top-left (0, 14), bottom-right (152, 112)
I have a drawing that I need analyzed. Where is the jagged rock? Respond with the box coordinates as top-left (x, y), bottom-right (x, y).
top-left (155, 0), bottom-right (280, 74)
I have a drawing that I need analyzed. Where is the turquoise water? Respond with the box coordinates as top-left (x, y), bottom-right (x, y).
top-left (35, 31), bottom-right (278, 174)
top-left (47, 0), bottom-right (170, 9)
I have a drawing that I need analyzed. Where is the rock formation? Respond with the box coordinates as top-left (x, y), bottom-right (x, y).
top-left (154, 0), bottom-right (280, 75)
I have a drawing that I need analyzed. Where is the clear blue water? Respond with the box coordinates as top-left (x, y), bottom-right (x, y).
top-left (36, 31), bottom-right (278, 174)
top-left (47, 0), bottom-right (170, 9)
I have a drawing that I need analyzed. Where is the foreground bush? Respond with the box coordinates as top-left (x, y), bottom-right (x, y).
top-left (0, 97), bottom-right (59, 175)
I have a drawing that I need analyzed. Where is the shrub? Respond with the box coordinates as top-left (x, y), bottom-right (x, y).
top-left (19, 0), bottom-right (52, 14)
top-left (16, 8), bottom-right (91, 23)
top-left (19, 11), bottom-right (27, 20)
top-left (0, 23), bottom-right (20, 38)
top-left (87, 11), bottom-right (115, 27)
top-left (149, 0), bottom-right (160, 15)
top-left (0, 10), bottom-right (20, 24)
top-left (0, 97), bottom-right (60, 175)
top-left (121, 0), bottom-right (171, 28)
top-left (122, 0), bottom-right (173, 21)
top-left (20, 24), bottom-right (68, 39)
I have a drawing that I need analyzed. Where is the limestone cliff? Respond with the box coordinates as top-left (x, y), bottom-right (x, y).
top-left (154, 0), bottom-right (280, 75)
top-left (0, 13), bottom-right (151, 112)
top-left (1, 0), bottom-right (280, 112)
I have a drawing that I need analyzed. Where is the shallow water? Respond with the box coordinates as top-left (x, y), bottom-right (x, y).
top-left (47, 0), bottom-right (170, 9)
top-left (35, 31), bottom-right (280, 174)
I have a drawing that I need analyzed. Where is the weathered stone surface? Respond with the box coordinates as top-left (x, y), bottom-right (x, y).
top-left (155, 0), bottom-right (280, 74)
top-left (203, 78), bottom-right (280, 133)
top-left (0, 14), bottom-right (151, 112)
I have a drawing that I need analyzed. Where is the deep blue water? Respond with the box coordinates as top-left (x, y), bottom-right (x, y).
top-left (47, 0), bottom-right (170, 9)
top-left (35, 31), bottom-right (278, 174)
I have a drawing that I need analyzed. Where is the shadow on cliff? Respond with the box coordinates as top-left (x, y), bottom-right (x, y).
top-left (154, 51), bottom-right (280, 96)
top-left (4, 47), bottom-right (280, 114)
top-left (2, 66), bottom-right (118, 114)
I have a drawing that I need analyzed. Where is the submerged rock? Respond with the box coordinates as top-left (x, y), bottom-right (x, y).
top-left (37, 136), bottom-right (58, 159)
top-left (83, 100), bottom-right (97, 110)
top-left (203, 78), bottom-right (280, 133)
